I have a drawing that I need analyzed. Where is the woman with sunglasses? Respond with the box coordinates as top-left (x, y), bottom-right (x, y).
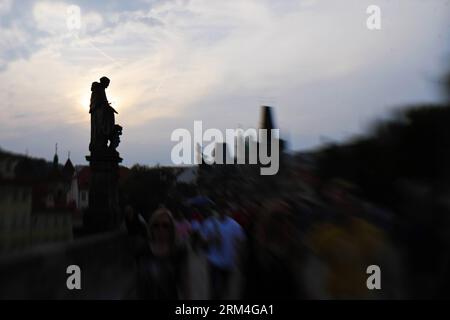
top-left (134, 207), bottom-right (189, 299)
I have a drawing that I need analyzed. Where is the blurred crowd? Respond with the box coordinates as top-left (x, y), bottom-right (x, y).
top-left (123, 173), bottom-right (450, 300)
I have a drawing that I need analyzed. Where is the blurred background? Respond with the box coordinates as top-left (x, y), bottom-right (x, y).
top-left (0, 0), bottom-right (450, 299)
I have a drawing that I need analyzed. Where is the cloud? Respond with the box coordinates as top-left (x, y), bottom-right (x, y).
top-left (33, 1), bottom-right (69, 35)
top-left (0, 0), bottom-right (13, 15)
top-left (0, 0), bottom-right (449, 165)
top-left (0, 24), bottom-right (31, 69)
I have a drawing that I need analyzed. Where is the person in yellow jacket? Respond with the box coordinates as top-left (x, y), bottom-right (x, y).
top-left (305, 179), bottom-right (394, 299)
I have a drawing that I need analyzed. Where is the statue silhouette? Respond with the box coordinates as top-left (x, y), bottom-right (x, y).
top-left (85, 76), bottom-right (123, 233)
top-left (89, 76), bottom-right (122, 154)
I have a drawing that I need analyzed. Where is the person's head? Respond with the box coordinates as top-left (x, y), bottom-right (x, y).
top-left (100, 76), bottom-right (110, 88)
top-left (124, 205), bottom-right (134, 221)
top-left (322, 179), bottom-right (348, 204)
top-left (148, 208), bottom-right (176, 246)
top-left (256, 199), bottom-right (297, 257)
top-left (215, 199), bottom-right (230, 220)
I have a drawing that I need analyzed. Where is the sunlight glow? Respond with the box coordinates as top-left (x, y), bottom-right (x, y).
top-left (79, 94), bottom-right (122, 113)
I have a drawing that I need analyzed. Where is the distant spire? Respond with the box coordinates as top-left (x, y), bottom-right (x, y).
top-left (53, 143), bottom-right (59, 168)
top-left (259, 105), bottom-right (275, 130)
top-left (259, 106), bottom-right (278, 158)
top-left (63, 150), bottom-right (75, 178)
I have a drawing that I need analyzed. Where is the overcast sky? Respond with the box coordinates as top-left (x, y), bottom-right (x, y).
top-left (0, 0), bottom-right (449, 167)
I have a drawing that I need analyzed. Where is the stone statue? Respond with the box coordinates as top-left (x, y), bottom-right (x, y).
top-left (89, 76), bottom-right (122, 154)
top-left (85, 77), bottom-right (123, 232)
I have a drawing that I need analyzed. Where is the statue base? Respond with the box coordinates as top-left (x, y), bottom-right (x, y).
top-left (83, 152), bottom-right (123, 233)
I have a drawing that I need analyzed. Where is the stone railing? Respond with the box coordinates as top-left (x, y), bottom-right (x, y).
top-left (0, 228), bottom-right (137, 299)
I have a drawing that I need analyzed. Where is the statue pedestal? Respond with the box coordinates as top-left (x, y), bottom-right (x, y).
top-left (84, 152), bottom-right (123, 233)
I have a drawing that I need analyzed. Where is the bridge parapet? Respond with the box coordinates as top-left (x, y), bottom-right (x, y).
top-left (0, 229), bottom-right (137, 299)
